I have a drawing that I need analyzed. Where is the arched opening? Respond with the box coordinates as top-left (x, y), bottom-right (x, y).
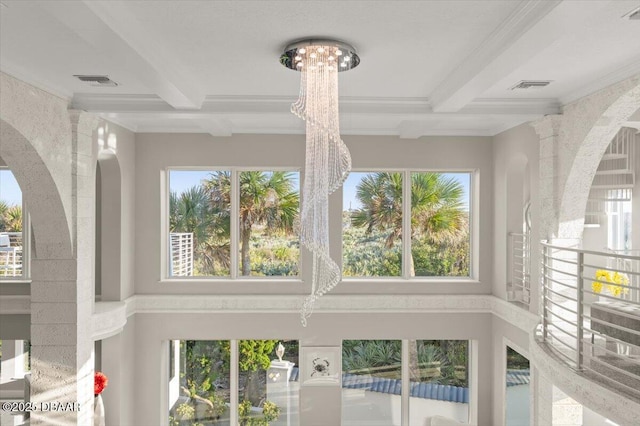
top-left (95, 150), bottom-right (122, 301)
top-left (505, 154), bottom-right (531, 305)
top-left (557, 81), bottom-right (640, 240)
top-left (0, 119), bottom-right (72, 259)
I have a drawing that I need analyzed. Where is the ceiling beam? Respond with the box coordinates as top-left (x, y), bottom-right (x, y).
top-left (429, 0), bottom-right (610, 112)
top-left (41, 1), bottom-right (204, 109)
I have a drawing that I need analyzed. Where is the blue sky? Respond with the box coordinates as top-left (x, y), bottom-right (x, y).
top-left (0, 170), bottom-right (22, 206)
top-left (169, 170), bottom-right (301, 195)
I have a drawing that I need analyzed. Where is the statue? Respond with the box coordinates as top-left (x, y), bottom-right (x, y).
top-left (276, 342), bottom-right (285, 362)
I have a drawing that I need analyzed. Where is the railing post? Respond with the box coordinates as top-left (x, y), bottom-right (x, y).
top-left (576, 251), bottom-right (584, 371)
top-left (542, 244), bottom-right (548, 341)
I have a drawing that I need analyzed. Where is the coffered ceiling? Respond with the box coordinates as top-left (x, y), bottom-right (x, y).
top-left (1, 1), bottom-right (639, 137)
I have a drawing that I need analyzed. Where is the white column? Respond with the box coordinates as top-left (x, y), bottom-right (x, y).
top-left (0, 340), bottom-right (26, 398)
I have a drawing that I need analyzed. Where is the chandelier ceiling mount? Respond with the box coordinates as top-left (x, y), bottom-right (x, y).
top-left (281, 38), bottom-right (360, 72)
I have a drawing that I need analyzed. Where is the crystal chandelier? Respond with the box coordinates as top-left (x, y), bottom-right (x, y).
top-left (281, 39), bottom-right (360, 326)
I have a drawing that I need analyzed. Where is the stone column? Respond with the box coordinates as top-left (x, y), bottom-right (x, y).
top-left (531, 367), bottom-right (552, 426)
top-left (29, 111), bottom-right (98, 425)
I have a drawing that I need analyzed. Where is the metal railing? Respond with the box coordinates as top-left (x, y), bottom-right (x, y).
top-left (508, 232), bottom-right (530, 306)
top-left (0, 232), bottom-right (23, 277)
top-left (169, 232), bottom-right (194, 277)
top-left (540, 242), bottom-right (640, 399)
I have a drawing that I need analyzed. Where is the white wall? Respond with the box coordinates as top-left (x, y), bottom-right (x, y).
top-left (97, 121), bottom-right (136, 300)
top-left (132, 312), bottom-right (494, 426)
top-left (134, 133), bottom-right (494, 295)
top-left (130, 132), bottom-right (495, 425)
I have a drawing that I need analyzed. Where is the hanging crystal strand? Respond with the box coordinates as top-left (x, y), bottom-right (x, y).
top-left (294, 44), bottom-right (351, 326)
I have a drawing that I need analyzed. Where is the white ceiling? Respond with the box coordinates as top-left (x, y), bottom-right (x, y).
top-left (1, 0), bottom-right (639, 137)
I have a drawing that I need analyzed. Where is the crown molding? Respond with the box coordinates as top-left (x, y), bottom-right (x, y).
top-left (73, 93), bottom-right (557, 116)
top-left (72, 94), bottom-right (554, 137)
top-left (559, 58), bottom-right (640, 106)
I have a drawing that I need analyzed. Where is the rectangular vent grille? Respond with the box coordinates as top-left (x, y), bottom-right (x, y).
top-left (509, 80), bottom-right (552, 90)
top-left (73, 75), bottom-right (118, 87)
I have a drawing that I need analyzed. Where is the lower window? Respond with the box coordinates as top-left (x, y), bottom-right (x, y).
top-left (168, 340), bottom-right (299, 426)
top-left (341, 339), bottom-right (470, 425)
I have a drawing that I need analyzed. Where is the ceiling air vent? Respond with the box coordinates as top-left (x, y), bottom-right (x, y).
top-left (510, 80), bottom-right (552, 90)
top-left (73, 75), bottom-right (118, 87)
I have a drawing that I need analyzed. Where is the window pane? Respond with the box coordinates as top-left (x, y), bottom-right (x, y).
top-left (238, 340), bottom-right (299, 426)
top-left (343, 172), bottom-right (402, 277)
top-left (409, 340), bottom-right (469, 423)
top-left (169, 170), bottom-right (231, 277)
top-left (342, 340), bottom-right (402, 426)
top-left (411, 173), bottom-right (470, 277)
top-left (238, 171), bottom-right (300, 277)
top-left (169, 340), bottom-right (231, 425)
top-left (0, 169), bottom-right (24, 278)
top-left (506, 346), bottom-right (530, 426)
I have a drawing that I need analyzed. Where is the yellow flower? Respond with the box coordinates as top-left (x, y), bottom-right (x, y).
top-left (593, 269), bottom-right (610, 294)
top-left (612, 271), bottom-right (629, 285)
top-left (595, 269), bottom-right (612, 283)
top-left (607, 284), bottom-right (622, 297)
top-left (592, 280), bottom-right (603, 294)
top-left (593, 270), bottom-right (629, 296)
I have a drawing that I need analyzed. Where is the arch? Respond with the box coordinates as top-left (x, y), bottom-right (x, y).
top-left (506, 154), bottom-right (530, 235)
top-left (558, 79), bottom-right (640, 239)
top-left (505, 153), bottom-right (530, 302)
top-left (96, 149), bottom-right (122, 300)
top-left (0, 119), bottom-right (72, 259)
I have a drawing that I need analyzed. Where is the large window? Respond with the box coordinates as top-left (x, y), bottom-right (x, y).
top-left (343, 171), bottom-right (471, 278)
top-left (342, 340), bottom-right (470, 425)
top-left (169, 340), bottom-right (231, 425)
top-left (168, 340), bottom-right (299, 426)
top-left (0, 168), bottom-right (28, 280)
top-left (168, 170), bottom-right (300, 278)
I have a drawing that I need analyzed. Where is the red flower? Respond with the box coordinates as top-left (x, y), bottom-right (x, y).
top-left (94, 372), bottom-right (108, 396)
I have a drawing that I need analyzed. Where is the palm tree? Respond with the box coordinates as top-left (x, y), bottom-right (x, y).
top-left (170, 185), bottom-right (230, 275)
top-left (0, 200), bottom-right (8, 232)
top-left (203, 171), bottom-right (299, 276)
top-left (0, 202), bottom-right (22, 233)
top-left (351, 172), bottom-right (467, 275)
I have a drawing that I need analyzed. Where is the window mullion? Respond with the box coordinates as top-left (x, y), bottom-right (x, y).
top-left (402, 171), bottom-right (412, 279)
top-left (230, 339), bottom-right (239, 425)
top-left (401, 339), bottom-right (410, 426)
top-left (231, 170), bottom-right (239, 279)
top-left (22, 203), bottom-right (30, 279)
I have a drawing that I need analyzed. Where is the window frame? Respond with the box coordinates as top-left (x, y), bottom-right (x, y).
top-left (341, 169), bottom-right (476, 281)
top-left (163, 167), bottom-right (303, 281)
top-left (0, 167), bottom-right (31, 283)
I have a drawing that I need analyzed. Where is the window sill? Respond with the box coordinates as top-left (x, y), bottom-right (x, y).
top-left (0, 279), bottom-right (31, 284)
top-left (158, 278), bottom-right (304, 284)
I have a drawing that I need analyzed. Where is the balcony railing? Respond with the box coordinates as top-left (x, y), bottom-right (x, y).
top-left (540, 242), bottom-right (640, 399)
top-left (0, 232), bottom-right (23, 277)
top-left (508, 232), bottom-right (531, 306)
top-left (169, 232), bottom-right (194, 277)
